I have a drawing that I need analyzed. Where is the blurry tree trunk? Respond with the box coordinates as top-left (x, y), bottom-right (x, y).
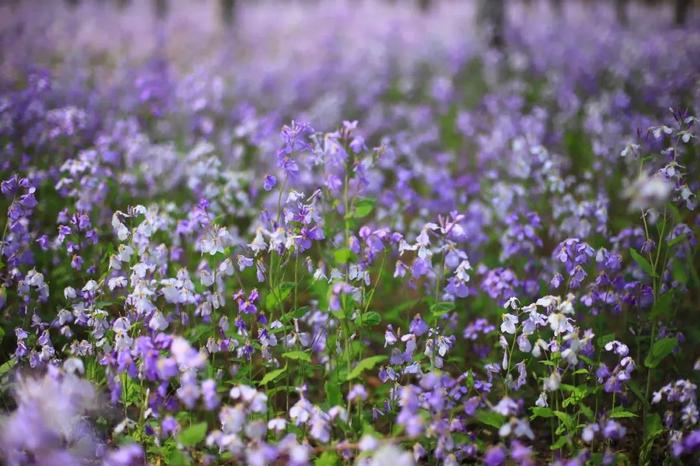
top-left (616, 0), bottom-right (629, 25)
top-left (153, 0), bottom-right (168, 20)
top-left (550, 0), bottom-right (563, 15)
top-left (675, 0), bottom-right (690, 25)
top-left (482, 0), bottom-right (505, 49)
top-left (64, 0), bottom-right (80, 7)
top-left (418, 0), bottom-right (431, 11)
top-left (115, 0), bottom-right (130, 10)
top-left (220, 0), bottom-right (237, 26)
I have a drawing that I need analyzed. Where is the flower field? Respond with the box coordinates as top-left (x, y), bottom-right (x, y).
top-left (0, 0), bottom-right (699, 464)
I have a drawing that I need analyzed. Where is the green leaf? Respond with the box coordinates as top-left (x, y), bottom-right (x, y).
top-left (282, 351), bottom-right (311, 363)
top-left (282, 306), bottom-right (310, 322)
top-left (644, 412), bottom-right (663, 440)
top-left (644, 337), bottom-right (678, 369)
top-left (609, 407), bottom-right (638, 419)
top-left (346, 355), bottom-right (387, 380)
top-left (167, 450), bottom-right (191, 466)
top-left (473, 409), bottom-right (505, 429)
top-left (650, 293), bottom-right (674, 321)
top-left (671, 260), bottom-right (688, 285)
top-left (259, 366), bottom-right (287, 386)
top-left (351, 198), bottom-right (375, 219)
top-left (187, 324), bottom-right (213, 344)
top-left (597, 333), bottom-right (616, 350)
top-left (315, 451), bottom-right (339, 466)
top-left (0, 357), bottom-right (15, 378)
top-left (430, 301), bottom-right (455, 317)
top-left (530, 407), bottom-right (554, 419)
top-left (629, 248), bottom-right (656, 277)
top-left (357, 311), bottom-right (381, 327)
top-left (668, 203), bottom-right (682, 223)
top-left (667, 234), bottom-right (687, 249)
top-left (334, 248), bottom-right (353, 265)
top-left (554, 410), bottom-right (575, 431)
top-left (325, 380), bottom-right (342, 406)
top-left (550, 435), bottom-right (569, 451)
top-left (177, 422), bottom-right (208, 447)
top-left (579, 404), bottom-right (594, 421)
top-left (641, 413), bottom-right (663, 465)
top-left (628, 380), bottom-right (650, 408)
top-left (265, 282), bottom-right (294, 309)
top-left (465, 370), bottom-right (474, 389)
top-left (0, 326), bottom-right (5, 344)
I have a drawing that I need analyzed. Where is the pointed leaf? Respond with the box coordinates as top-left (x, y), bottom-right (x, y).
top-left (629, 248), bottom-right (656, 277)
top-left (282, 351), bottom-right (311, 363)
top-left (346, 355), bottom-right (387, 381)
top-left (177, 422), bottom-right (208, 447)
top-left (644, 337), bottom-right (677, 368)
top-left (259, 366), bottom-right (287, 386)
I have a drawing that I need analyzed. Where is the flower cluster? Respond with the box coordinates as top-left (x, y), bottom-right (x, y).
top-left (0, 0), bottom-right (698, 465)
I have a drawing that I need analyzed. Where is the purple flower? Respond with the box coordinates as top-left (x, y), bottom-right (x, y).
top-left (602, 420), bottom-right (626, 440)
top-left (410, 315), bottom-right (429, 337)
top-left (202, 378), bottom-right (220, 410)
top-left (484, 445), bottom-right (506, 466)
top-left (263, 175), bottom-right (277, 192)
top-left (348, 384), bottom-right (368, 402)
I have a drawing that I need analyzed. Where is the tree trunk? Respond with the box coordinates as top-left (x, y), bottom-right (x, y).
top-left (153, 0), bottom-right (168, 20)
top-left (482, 0), bottom-right (505, 49)
top-left (616, 0), bottom-right (629, 25)
top-left (550, 0), bottom-right (563, 15)
top-left (675, 0), bottom-right (691, 26)
top-left (220, 0), bottom-right (237, 27)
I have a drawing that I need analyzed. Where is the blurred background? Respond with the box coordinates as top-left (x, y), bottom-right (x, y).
top-left (0, 0), bottom-right (697, 144)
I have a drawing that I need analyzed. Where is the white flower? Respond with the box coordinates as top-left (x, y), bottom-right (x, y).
top-left (64, 287), bottom-right (77, 299)
top-left (112, 212), bottom-right (130, 241)
top-left (249, 229), bottom-right (266, 254)
top-left (218, 258), bottom-right (234, 276)
top-left (547, 312), bottom-right (572, 336)
top-left (200, 269), bottom-right (215, 287)
top-left (148, 311), bottom-right (169, 331)
top-left (358, 434), bottom-right (379, 452)
top-left (625, 172), bottom-right (672, 211)
top-left (582, 423), bottom-right (599, 443)
top-left (200, 226), bottom-right (231, 255)
top-left (289, 398), bottom-right (313, 425)
top-left (536, 296), bottom-right (559, 309)
top-left (620, 142), bottom-right (639, 158)
top-left (454, 260), bottom-right (472, 282)
top-left (504, 297), bottom-right (520, 310)
top-left (535, 392), bottom-right (548, 407)
top-left (531, 339), bottom-right (548, 358)
top-left (501, 313), bottom-right (518, 335)
top-left (82, 280), bottom-right (98, 293)
top-left (498, 422), bottom-right (512, 437)
top-left (513, 418), bottom-right (535, 439)
top-left (116, 244), bottom-right (133, 262)
top-left (493, 397), bottom-right (518, 416)
top-left (220, 406), bottom-right (246, 434)
top-left (544, 371), bottom-right (561, 392)
top-left (107, 277), bottom-right (128, 291)
top-left (368, 444), bottom-right (414, 466)
top-left (267, 418), bottom-right (287, 432)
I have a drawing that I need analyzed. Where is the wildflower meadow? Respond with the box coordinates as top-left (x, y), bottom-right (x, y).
top-left (0, 1), bottom-right (699, 465)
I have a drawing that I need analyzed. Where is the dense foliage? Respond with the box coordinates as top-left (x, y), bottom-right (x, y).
top-left (0, 1), bottom-right (699, 465)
